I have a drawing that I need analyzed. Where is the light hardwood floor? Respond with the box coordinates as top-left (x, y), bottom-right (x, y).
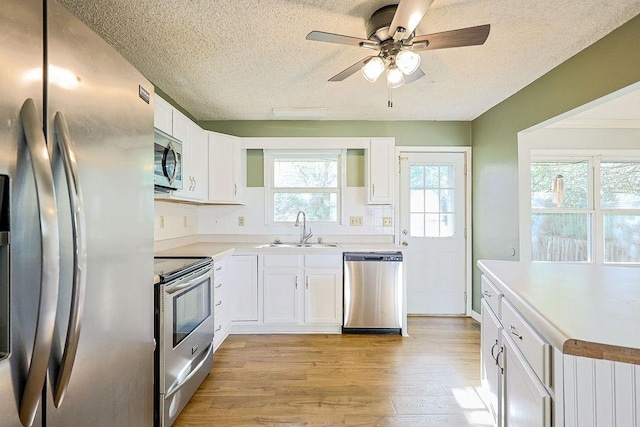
top-left (176, 317), bottom-right (492, 426)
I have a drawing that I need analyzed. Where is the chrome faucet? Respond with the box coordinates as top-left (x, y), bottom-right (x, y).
top-left (294, 210), bottom-right (313, 244)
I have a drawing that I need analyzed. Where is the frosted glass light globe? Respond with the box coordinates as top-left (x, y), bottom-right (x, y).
top-left (396, 50), bottom-right (421, 75)
top-left (361, 57), bottom-right (385, 83)
top-left (386, 66), bottom-right (405, 88)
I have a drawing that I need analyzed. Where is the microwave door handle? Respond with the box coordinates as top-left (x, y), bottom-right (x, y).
top-left (162, 142), bottom-right (178, 185)
top-left (51, 112), bottom-right (88, 409)
top-left (165, 268), bottom-right (212, 295)
top-left (19, 99), bottom-right (60, 427)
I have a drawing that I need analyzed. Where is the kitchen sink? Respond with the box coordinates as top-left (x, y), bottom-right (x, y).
top-left (256, 242), bottom-right (340, 248)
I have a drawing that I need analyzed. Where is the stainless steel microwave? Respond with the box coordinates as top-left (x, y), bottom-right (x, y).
top-left (154, 129), bottom-right (183, 191)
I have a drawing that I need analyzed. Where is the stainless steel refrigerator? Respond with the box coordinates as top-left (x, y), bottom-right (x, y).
top-left (0, 0), bottom-right (155, 425)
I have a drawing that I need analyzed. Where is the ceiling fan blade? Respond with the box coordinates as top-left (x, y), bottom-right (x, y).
top-left (411, 24), bottom-right (491, 51)
top-left (306, 31), bottom-right (373, 47)
top-left (389, 0), bottom-right (435, 40)
top-left (328, 56), bottom-right (374, 82)
top-left (405, 67), bottom-right (425, 84)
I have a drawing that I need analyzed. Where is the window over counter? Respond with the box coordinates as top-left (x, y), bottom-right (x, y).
top-left (530, 156), bottom-right (640, 264)
top-left (264, 150), bottom-right (345, 224)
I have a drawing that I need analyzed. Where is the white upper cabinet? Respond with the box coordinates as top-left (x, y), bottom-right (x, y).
top-left (208, 131), bottom-right (243, 204)
top-left (366, 138), bottom-right (395, 204)
top-left (170, 110), bottom-right (192, 199)
top-left (153, 96), bottom-right (173, 135)
top-left (185, 122), bottom-right (208, 201)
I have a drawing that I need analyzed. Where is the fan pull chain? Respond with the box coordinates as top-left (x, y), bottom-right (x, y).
top-left (388, 88), bottom-right (393, 108)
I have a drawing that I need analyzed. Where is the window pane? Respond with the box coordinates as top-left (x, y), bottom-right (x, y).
top-left (531, 213), bottom-right (590, 262)
top-left (410, 166), bottom-right (424, 189)
top-left (425, 190), bottom-right (439, 212)
top-left (425, 214), bottom-right (439, 237)
top-left (425, 166), bottom-right (439, 188)
top-left (273, 192), bottom-right (337, 222)
top-left (440, 165), bottom-right (454, 188)
top-left (440, 214), bottom-right (454, 237)
top-left (410, 190), bottom-right (425, 213)
top-left (274, 158), bottom-right (337, 188)
top-left (410, 213), bottom-right (424, 237)
top-left (531, 161), bottom-right (589, 208)
top-left (604, 214), bottom-right (640, 263)
top-left (601, 162), bottom-right (640, 209)
top-left (440, 189), bottom-right (454, 213)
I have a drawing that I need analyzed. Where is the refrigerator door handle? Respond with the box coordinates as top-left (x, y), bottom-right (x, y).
top-left (51, 112), bottom-right (87, 408)
top-left (18, 99), bottom-right (60, 427)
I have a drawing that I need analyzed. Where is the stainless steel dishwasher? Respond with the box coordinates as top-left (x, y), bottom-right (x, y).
top-left (343, 252), bottom-right (403, 334)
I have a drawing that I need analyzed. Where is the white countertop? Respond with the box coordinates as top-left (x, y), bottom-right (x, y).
top-left (155, 242), bottom-right (403, 258)
top-left (478, 260), bottom-right (640, 364)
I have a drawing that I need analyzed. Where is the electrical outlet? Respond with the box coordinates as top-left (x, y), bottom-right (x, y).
top-left (183, 216), bottom-right (188, 228)
top-left (350, 216), bottom-right (363, 226)
top-left (238, 216), bottom-right (245, 226)
top-left (383, 217), bottom-right (392, 227)
top-left (159, 215), bottom-right (165, 229)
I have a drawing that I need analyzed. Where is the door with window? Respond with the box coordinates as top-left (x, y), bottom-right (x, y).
top-left (400, 152), bottom-right (467, 315)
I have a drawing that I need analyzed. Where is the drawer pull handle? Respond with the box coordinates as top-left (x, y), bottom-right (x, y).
top-left (215, 325), bottom-right (222, 333)
top-left (482, 290), bottom-right (491, 298)
top-left (490, 340), bottom-right (498, 360)
top-left (509, 325), bottom-right (523, 340)
top-left (215, 301), bottom-right (222, 307)
top-left (215, 266), bottom-right (223, 271)
top-left (495, 346), bottom-right (504, 374)
top-left (215, 284), bottom-right (222, 289)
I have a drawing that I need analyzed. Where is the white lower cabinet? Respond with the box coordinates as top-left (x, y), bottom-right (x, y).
top-left (503, 331), bottom-right (551, 427)
top-left (212, 257), bottom-right (230, 351)
top-left (261, 254), bottom-right (342, 327)
top-left (481, 299), bottom-right (503, 426)
top-left (480, 274), bottom-right (554, 427)
top-left (231, 255), bottom-right (258, 322)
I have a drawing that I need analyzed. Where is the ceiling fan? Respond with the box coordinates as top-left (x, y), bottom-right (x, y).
top-left (306, 0), bottom-right (490, 95)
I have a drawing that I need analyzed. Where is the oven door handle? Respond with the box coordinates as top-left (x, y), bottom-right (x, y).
top-left (165, 343), bottom-right (213, 398)
top-left (165, 267), bottom-right (212, 295)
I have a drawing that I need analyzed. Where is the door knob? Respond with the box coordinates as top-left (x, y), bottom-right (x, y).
top-left (402, 229), bottom-right (408, 236)
top-left (402, 241), bottom-right (408, 247)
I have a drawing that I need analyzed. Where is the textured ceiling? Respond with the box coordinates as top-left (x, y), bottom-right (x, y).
top-left (60, 0), bottom-right (640, 121)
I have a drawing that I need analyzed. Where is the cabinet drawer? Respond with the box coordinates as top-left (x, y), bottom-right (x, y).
top-left (481, 276), bottom-right (502, 318)
top-left (213, 258), bottom-right (227, 276)
top-left (304, 255), bottom-right (342, 268)
top-left (501, 298), bottom-right (551, 387)
top-left (264, 255), bottom-right (300, 268)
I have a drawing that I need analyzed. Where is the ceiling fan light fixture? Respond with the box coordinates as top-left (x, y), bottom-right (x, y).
top-left (361, 57), bottom-right (385, 82)
top-left (396, 50), bottom-right (421, 75)
top-left (386, 66), bottom-right (405, 88)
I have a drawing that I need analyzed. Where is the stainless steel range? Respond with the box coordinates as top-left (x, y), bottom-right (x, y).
top-left (154, 256), bottom-right (214, 426)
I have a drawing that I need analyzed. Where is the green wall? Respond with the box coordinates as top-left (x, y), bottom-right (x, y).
top-left (201, 121), bottom-right (471, 187)
top-left (470, 14), bottom-right (640, 312)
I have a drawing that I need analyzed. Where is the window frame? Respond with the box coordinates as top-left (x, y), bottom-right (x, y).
top-left (528, 152), bottom-right (640, 265)
top-left (264, 149), bottom-right (346, 225)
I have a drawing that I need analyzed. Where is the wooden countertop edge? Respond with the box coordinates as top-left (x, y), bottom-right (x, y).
top-left (563, 340), bottom-right (640, 365)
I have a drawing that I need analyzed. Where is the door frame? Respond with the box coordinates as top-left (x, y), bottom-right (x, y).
top-left (395, 146), bottom-right (474, 319)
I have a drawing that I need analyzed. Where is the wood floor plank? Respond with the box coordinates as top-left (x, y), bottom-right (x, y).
top-left (174, 317), bottom-right (492, 426)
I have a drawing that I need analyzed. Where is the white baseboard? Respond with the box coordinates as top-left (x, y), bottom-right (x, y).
top-left (470, 310), bottom-right (481, 322)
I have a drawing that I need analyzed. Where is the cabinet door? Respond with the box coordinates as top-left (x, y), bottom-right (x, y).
top-left (263, 268), bottom-right (299, 324)
top-left (304, 269), bottom-right (342, 324)
top-left (232, 255), bottom-right (258, 321)
top-left (366, 138), bottom-right (395, 204)
top-left (171, 110), bottom-right (192, 198)
top-left (208, 131), bottom-right (242, 203)
top-left (153, 96), bottom-right (173, 135)
top-left (481, 300), bottom-right (502, 426)
top-left (502, 332), bottom-right (551, 427)
top-left (188, 122), bottom-right (209, 201)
